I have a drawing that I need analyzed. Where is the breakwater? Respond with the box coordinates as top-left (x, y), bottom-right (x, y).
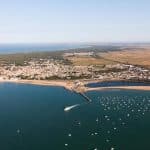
top-left (79, 92), bottom-right (92, 102)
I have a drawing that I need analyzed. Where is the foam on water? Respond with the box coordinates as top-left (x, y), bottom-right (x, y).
top-left (64, 104), bottom-right (80, 112)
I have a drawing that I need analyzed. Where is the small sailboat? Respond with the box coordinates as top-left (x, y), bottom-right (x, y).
top-left (17, 129), bottom-right (20, 134)
top-left (96, 118), bottom-right (99, 122)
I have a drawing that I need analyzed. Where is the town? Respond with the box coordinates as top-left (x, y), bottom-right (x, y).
top-left (0, 54), bottom-right (150, 82)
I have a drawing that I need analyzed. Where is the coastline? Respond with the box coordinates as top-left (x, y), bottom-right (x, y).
top-left (85, 86), bottom-right (150, 92)
top-left (0, 79), bottom-right (74, 91)
top-left (0, 79), bottom-right (150, 92)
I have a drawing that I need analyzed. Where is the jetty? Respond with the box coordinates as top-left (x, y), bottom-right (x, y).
top-left (79, 92), bottom-right (92, 102)
top-left (71, 81), bottom-right (92, 102)
top-left (71, 87), bottom-right (92, 102)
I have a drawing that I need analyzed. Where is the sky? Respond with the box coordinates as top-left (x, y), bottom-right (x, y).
top-left (0, 0), bottom-right (150, 43)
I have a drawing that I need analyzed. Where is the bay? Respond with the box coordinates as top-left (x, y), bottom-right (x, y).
top-left (0, 83), bottom-right (150, 150)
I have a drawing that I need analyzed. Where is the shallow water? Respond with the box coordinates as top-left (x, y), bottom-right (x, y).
top-left (0, 83), bottom-right (150, 150)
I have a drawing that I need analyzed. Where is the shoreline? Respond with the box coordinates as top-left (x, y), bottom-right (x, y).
top-left (0, 79), bottom-right (150, 92)
top-left (0, 79), bottom-right (74, 91)
top-left (85, 86), bottom-right (150, 92)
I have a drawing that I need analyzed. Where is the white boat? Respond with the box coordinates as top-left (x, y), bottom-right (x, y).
top-left (64, 104), bottom-right (79, 112)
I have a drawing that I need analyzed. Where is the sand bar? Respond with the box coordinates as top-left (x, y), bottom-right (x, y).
top-left (86, 86), bottom-right (150, 91)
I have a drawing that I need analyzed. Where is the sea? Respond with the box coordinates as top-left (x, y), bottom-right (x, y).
top-left (0, 43), bottom-right (87, 54)
top-left (0, 83), bottom-right (150, 150)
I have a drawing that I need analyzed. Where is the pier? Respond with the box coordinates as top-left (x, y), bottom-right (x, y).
top-left (78, 92), bottom-right (92, 102)
top-left (71, 81), bottom-right (92, 102)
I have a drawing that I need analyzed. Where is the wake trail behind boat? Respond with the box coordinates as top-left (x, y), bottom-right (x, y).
top-left (64, 102), bottom-right (89, 112)
top-left (64, 104), bottom-right (80, 112)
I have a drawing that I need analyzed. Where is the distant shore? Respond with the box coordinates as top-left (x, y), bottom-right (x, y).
top-left (0, 79), bottom-right (150, 92)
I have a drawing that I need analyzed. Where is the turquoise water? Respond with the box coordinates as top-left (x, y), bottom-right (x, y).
top-left (0, 83), bottom-right (150, 150)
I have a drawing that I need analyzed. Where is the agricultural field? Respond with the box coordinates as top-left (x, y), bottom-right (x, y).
top-left (65, 55), bottom-right (117, 66)
top-left (99, 47), bottom-right (150, 68)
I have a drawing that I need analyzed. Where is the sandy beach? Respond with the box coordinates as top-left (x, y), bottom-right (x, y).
top-left (86, 86), bottom-right (150, 92)
top-left (0, 79), bottom-right (74, 91)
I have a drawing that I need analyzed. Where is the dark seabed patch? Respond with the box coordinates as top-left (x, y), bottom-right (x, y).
top-left (0, 83), bottom-right (150, 150)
